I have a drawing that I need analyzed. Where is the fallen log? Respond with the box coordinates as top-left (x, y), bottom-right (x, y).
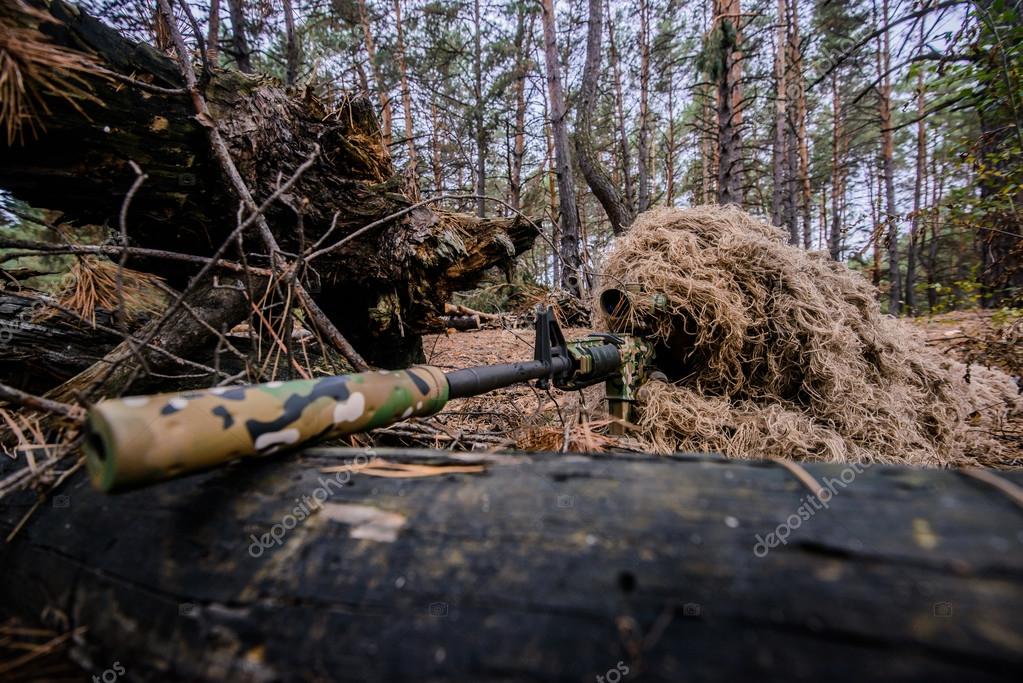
top-left (0, 291), bottom-right (122, 392)
top-left (0, 1), bottom-right (537, 367)
top-left (0, 450), bottom-right (1020, 681)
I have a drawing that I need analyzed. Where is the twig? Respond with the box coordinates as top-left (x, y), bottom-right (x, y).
top-left (0, 239), bottom-right (273, 277)
top-left (0, 383), bottom-right (79, 420)
top-left (0, 626), bottom-right (86, 676)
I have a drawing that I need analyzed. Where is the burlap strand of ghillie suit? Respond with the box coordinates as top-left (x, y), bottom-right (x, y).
top-left (598, 206), bottom-right (1022, 468)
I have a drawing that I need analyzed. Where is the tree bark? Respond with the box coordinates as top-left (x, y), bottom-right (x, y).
top-left (393, 0), bottom-right (417, 167)
top-left (430, 97), bottom-right (444, 194)
top-left (539, 0), bottom-right (582, 296)
top-left (878, 0), bottom-right (901, 313)
top-left (789, 0), bottom-right (812, 249)
top-left (907, 20), bottom-right (926, 316)
top-left (606, 5), bottom-right (635, 214)
top-left (206, 0), bottom-right (220, 64)
top-left (357, 0), bottom-right (392, 146)
top-left (575, 0), bottom-right (633, 235)
top-left (225, 0), bottom-right (251, 73)
top-left (828, 72), bottom-right (845, 261)
top-left (770, 0), bottom-right (788, 228)
top-left (665, 65), bottom-right (677, 205)
top-left (636, 0), bottom-right (652, 213)
top-left (282, 0), bottom-right (298, 87)
top-left (508, 9), bottom-right (533, 213)
top-left (715, 0), bottom-right (744, 206)
top-left (473, 0), bottom-right (486, 218)
top-left (3, 450), bottom-right (1022, 680)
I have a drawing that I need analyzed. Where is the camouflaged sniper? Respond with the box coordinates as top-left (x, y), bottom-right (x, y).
top-left (84, 304), bottom-right (658, 492)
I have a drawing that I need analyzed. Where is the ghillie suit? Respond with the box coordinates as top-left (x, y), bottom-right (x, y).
top-left (598, 206), bottom-right (1021, 467)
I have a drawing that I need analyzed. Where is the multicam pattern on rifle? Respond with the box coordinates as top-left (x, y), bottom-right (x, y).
top-left (85, 366), bottom-right (448, 491)
top-left (603, 336), bottom-right (656, 433)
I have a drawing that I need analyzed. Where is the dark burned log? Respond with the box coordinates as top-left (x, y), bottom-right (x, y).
top-left (44, 275), bottom-right (255, 403)
top-left (0, 291), bottom-right (122, 392)
top-left (1, 450), bottom-right (1021, 681)
top-left (0, 1), bottom-right (537, 367)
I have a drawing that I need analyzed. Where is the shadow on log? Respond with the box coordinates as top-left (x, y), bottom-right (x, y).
top-left (0, 1), bottom-right (537, 368)
top-left (1, 450), bottom-right (1021, 681)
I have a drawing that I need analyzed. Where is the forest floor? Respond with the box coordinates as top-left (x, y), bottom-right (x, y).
top-left (913, 309), bottom-right (1022, 375)
top-left (410, 326), bottom-right (619, 453)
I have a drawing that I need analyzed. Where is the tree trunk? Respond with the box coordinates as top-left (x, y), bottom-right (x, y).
top-left (828, 73), bottom-right (844, 261)
top-left (508, 10), bottom-right (533, 213)
top-left (0, 1), bottom-right (536, 369)
top-left (357, 0), bottom-right (392, 146)
top-left (393, 0), bottom-right (417, 167)
top-left (715, 0), bottom-right (743, 206)
top-left (907, 20), bottom-right (926, 316)
top-left (878, 0), bottom-right (901, 313)
top-left (665, 67), bottom-right (677, 205)
top-left (431, 97), bottom-right (444, 194)
top-left (544, 119), bottom-right (562, 288)
top-left (770, 0), bottom-right (788, 228)
top-left (636, 0), bottom-right (652, 213)
top-left (927, 156), bottom-right (945, 314)
top-left (3, 450), bottom-right (1022, 681)
top-left (575, 0), bottom-right (633, 235)
top-left (225, 0), bottom-right (252, 73)
top-left (607, 5), bottom-right (635, 214)
top-left (539, 0), bottom-right (582, 296)
top-left (789, 0), bottom-right (812, 249)
top-left (473, 0), bottom-right (486, 217)
top-left (206, 0), bottom-right (220, 64)
top-left (282, 0), bottom-right (298, 87)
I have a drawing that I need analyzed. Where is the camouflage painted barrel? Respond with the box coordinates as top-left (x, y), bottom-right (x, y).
top-left (84, 367), bottom-right (449, 491)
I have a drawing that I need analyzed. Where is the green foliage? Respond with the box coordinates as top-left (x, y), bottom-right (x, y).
top-left (696, 19), bottom-right (736, 83)
top-left (929, 1), bottom-right (1023, 304)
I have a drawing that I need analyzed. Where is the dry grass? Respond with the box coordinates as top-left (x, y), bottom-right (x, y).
top-left (0, 0), bottom-right (104, 145)
top-left (45, 257), bottom-right (167, 326)
top-left (598, 206), bottom-right (1022, 468)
